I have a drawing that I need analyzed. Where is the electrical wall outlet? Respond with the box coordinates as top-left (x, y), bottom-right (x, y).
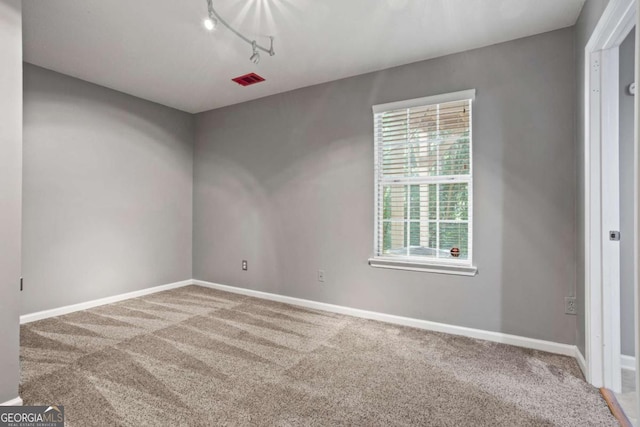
top-left (317, 270), bottom-right (325, 283)
top-left (564, 297), bottom-right (577, 315)
top-left (242, 260), bottom-right (248, 271)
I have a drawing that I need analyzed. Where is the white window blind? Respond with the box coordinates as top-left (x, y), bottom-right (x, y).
top-left (373, 90), bottom-right (475, 267)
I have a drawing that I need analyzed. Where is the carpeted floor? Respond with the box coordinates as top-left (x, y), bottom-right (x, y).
top-left (20, 285), bottom-right (617, 426)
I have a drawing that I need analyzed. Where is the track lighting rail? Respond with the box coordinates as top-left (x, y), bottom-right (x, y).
top-left (205, 0), bottom-right (275, 64)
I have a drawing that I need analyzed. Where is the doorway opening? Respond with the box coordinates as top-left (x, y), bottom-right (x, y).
top-left (616, 24), bottom-right (637, 425)
top-left (584, 0), bottom-right (638, 422)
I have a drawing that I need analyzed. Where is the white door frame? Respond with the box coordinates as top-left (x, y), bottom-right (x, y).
top-left (584, 0), bottom-right (636, 392)
top-left (635, 5), bottom-right (640, 416)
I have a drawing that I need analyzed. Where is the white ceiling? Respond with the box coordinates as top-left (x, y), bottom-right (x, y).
top-left (22, 0), bottom-right (586, 114)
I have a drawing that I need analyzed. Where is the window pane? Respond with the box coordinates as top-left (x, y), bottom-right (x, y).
top-left (409, 221), bottom-right (420, 247)
top-left (409, 142), bottom-right (438, 177)
top-left (428, 184), bottom-right (437, 220)
top-left (439, 134), bottom-right (470, 176)
top-left (396, 100), bottom-right (470, 179)
top-left (428, 222), bottom-right (437, 249)
top-left (382, 221), bottom-right (407, 255)
top-left (382, 144), bottom-right (408, 177)
top-left (382, 185), bottom-right (407, 221)
top-left (438, 223), bottom-right (469, 260)
top-left (439, 183), bottom-right (469, 221)
top-left (407, 222), bottom-right (439, 257)
top-left (404, 184), bottom-right (436, 221)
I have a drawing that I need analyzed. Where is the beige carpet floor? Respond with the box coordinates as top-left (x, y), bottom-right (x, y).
top-left (20, 285), bottom-right (616, 426)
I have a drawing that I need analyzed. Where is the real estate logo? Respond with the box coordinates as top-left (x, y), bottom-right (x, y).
top-left (0, 406), bottom-right (64, 427)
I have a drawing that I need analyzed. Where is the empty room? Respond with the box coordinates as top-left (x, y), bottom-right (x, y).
top-left (1, 0), bottom-right (640, 425)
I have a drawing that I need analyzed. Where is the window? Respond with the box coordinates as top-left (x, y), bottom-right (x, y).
top-left (369, 90), bottom-right (477, 276)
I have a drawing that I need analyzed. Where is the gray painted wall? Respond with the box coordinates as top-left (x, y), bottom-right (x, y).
top-left (22, 64), bottom-right (194, 315)
top-left (575, 0), bottom-right (611, 356)
top-left (620, 29), bottom-right (636, 357)
top-left (0, 0), bottom-right (22, 403)
top-left (194, 28), bottom-right (577, 344)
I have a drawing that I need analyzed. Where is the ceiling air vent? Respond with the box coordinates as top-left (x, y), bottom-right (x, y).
top-left (232, 73), bottom-right (265, 87)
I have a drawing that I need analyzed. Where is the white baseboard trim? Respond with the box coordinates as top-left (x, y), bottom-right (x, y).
top-left (621, 354), bottom-right (636, 372)
top-left (1, 397), bottom-right (23, 406)
top-left (193, 280), bottom-right (577, 357)
top-left (575, 348), bottom-right (588, 378)
top-left (18, 277), bottom-right (582, 362)
top-left (20, 279), bottom-right (193, 324)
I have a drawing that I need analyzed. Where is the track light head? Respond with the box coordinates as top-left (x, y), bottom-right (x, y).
top-left (250, 41), bottom-right (260, 64)
top-left (203, 17), bottom-right (217, 31)
top-left (268, 36), bottom-right (275, 57)
top-left (204, 0), bottom-right (218, 31)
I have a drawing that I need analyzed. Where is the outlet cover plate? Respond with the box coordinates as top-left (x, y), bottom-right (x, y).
top-left (564, 297), bottom-right (577, 315)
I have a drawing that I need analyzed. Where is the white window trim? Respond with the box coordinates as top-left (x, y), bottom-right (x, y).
top-left (368, 257), bottom-right (478, 276)
top-left (371, 89), bottom-right (477, 276)
top-left (373, 89), bottom-right (476, 114)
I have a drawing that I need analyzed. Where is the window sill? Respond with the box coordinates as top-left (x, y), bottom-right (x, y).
top-left (368, 258), bottom-right (477, 276)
